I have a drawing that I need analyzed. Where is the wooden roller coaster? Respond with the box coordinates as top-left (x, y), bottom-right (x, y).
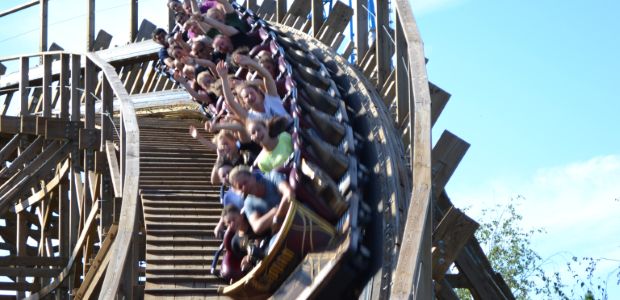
top-left (0, 0), bottom-right (515, 299)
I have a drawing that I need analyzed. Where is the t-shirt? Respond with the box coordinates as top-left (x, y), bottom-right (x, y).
top-left (220, 186), bottom-right (244, 209)
top-left (255, 132), bottom-right (293, 173)
top-left (158, 47), bottom-right (170, 65)
top-left (230, 32), bottom-right (261, 50)
top-left (206, 13), bottom-right (251, 38)
top-left (247, 94), bottom-right (290, 120)
top-left (243, 171), bottom-right (285, 218)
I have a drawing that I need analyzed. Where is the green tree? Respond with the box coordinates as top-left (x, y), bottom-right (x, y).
top-left (455, 196), bottom-right (619, 300)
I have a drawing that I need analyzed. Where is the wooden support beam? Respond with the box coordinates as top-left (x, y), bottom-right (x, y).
top-left (317, 1), bottom-right (353, 47)
top-left (432, 207), bottom-right (479, 280)
top-left (0, 134), bottom-right (21, 162)
top-left (430, 82), bottom-right (451, 127)
top-left (87, 0), bottom-right (95, 51)
top-left (40, 0), bottom-right (48, 55)
top-left (42, 54), bottom-right (52, 117)
top-left (395, 12), bottom-right (409, 127)
top-left (105, 141), bottom-right (122, 198)
top-left (431, 130), bottom-right (470, 195)
top-left (0, 0), bottom-right (38, 18)
top-left (375, 0), bottom-right (391, 85)
top-left (74, 225), bottom-right (117, 300)
top-left (0, 135), bottom-right (44, 179)
top-left (436, 277), bottom-right (462, 300)
top-left (26, 199), bottom-right (100, 299)
top-left (93, 30), bottom-right (113, 51)
top-left (20, 57), bottom-right (29, 116)
top-left (276, 0), bottom-right (287, 22)
top-left (129, 0), bottom-right (138, 43)
top-left (311, 0), bottom-right (323, 37)
top-left (70, 54), bottom-right (81, 122)
top-left (444, 274), bottom-right (471, 289)
top-left (355, 0), bottom-right (369, 62)
top-left (59, 54), bottom-right (70, 119)
top-left (13, 159), bottom-right (69, 213)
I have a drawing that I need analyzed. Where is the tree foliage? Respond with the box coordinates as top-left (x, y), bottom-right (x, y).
top-left (454, 196), bottom-right (619, 300)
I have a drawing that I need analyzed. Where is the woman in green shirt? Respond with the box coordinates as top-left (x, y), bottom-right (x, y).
top-left (246, 116), bottom-right (293, 173)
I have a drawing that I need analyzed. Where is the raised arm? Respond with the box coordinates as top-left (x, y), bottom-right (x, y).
top-left (215, 61), bottom-right (248, 120)
top-left (206, 119), bottom-right (251, 143)
top-left (173, 70), bottom-right (212, 104)
top-left (200, 15), bottom-right (239, 37)
top-left (214, 0), bottom-right (235, 13)
top-left (234, 55), bottom-right (278, 97)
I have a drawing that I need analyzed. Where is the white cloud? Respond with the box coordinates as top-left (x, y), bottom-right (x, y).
top-left (450, 154), bottom-right (620, 297)
top-left (409, 0), bottom-right (467, 16)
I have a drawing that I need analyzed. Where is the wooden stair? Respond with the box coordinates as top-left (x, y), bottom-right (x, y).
top-left (138, 118), bottom-right (227, 299)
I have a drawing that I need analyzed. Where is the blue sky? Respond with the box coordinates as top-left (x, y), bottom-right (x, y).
top-left (412, 0), bottom-right (620, 297)
top-left (1, 0), bottom-right (619, 298)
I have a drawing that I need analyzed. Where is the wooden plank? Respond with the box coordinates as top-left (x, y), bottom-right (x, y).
top-left (13, 159), bottom-right (69, 213)
top-left (70, 54), bottom-right (81, 122)
top-left (375, 0), bottom-right (391, 86)
top-left (276, 0), bottom-right (287, 22)
top-left (0, 281), bottom-right (34, 292)
top-left (317, 1), bottom-right (353, 47)
top-left (444, 274), bottom-right (470, 289)
top-left (429, 82), bottom-right (451, 127)
top-left (105, 141), bottom-right (122, 198)
top-left (84, 59), bottom-right (96, 130)
top-left (75, 225), bottom-right (117, 300)
top-left (390, 1), bottom-right (434, 299)
top-left (436, 277), bottom-right (462, 300)
top-left (25, 197), bottom-right (100, 300)
top-left (87, 0), bottom-right (95, 51)
top-left (93, 30), bottom-right (113, 52)
top-left (0, 142), bottom-right (68, 207)
top-left (311, 0), bottom-right (323, 37)
top-left (0, 91), bottom-right (13, 115)
top-left (0, 135), bottom-right (44, 179)
top-left (42, 54), bottom-right (52, 117)
top-left (0, 0), bottom-right (38, 18)
top-left (130, 0), bottom-right (137, 42)
top-left (135, 19), bottom-right (157, 42)
top-left (432, 207), bottom-right (478, 280)
top-left (395, 12), bottom-right (409, 126)
top-left (40, 0), bottom-right (48, 54)
top-left (431, 130), bottom-right (469, 195)
top-left (86, 52), bottom-right (140, 299)
top-left (355, 0), bottom-right (369, 62)
top-left (59, 54), bottom-right (70, 119)
top-left (20, 57), bottom-right (29, 115)
top-left (0, 134), bottom-right (21, 162)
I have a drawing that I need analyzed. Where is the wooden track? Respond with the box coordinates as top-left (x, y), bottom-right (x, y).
top-left (138, 118), bottom-right (226, 299)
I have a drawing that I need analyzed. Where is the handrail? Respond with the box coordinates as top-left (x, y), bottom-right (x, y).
top-left (86, 52), bottom-right (141, 299)
top-left (10, 50), bottom-right (140, 299)
top-left (390, 1), bottom-right (434, 299)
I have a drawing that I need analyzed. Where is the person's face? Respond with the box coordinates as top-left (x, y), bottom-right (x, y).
top-left (168, 1), bottom-right (183, 12)
top-left (214, 36), bottom-right (232, 54)
top-left (217, 135), bottom-right (236, 157)
top-left (246, 121), bottom-right (267, 144)
top-left (191, 43), bottom-right (210, 59)
top-left (232, 173), bottom-right (255, 196)
top-left (240, 86), bottom-right (263, 110)
top-left (183, 66), bottom-right (195, 80)
top-left (209, 9), bottom-right (225, 22)
top-left (154, 32), bottom-right (167, 45)
top-left (224, 210), bottom-right (242, 228)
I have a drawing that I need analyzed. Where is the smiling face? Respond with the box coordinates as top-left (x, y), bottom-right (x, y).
top-left (216, 133), bottom-right (237, 159)
top-left (239, 85), bottom-right (264, 111)
top-left (246, 120), bottom-right (267, 145)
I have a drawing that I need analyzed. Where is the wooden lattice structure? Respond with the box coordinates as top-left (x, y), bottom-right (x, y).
top-left (0, 0), bottom-right (514, 299)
